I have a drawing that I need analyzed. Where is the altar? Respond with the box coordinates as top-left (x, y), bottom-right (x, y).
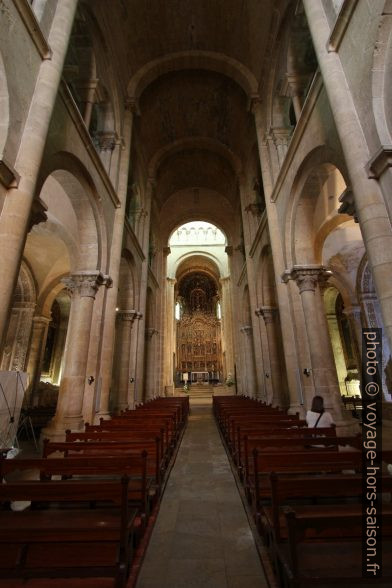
top-left (191, 371), bottom-right (209, 383)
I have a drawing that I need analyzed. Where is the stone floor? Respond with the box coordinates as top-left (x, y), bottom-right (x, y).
top-left (136, 399), bottom-right (269, 588)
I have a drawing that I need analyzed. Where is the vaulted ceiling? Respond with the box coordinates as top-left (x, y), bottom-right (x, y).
top-left (86, 0), bottom-right (290, 228)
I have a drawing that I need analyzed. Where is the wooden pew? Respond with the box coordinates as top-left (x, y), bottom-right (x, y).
top-left (249, 449), bottom-right (363, 515)
top-left (43, 438), bottom-right (163, 496)
top-left (277, 506), bottom-right (392, 587)
top-left (0, 454), bottom-right (152, 525)
top-left (0, 477), bottom-right (137, 587)
top-left (263, 472), bottom-right (392, 545)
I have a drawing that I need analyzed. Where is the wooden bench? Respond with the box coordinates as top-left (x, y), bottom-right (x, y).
top-left (0, 477), bottom-right (137, 587)
top-left (43, 438), bottom-right (163, 495)
top-left (277, 506), bottom-right (392, 587)
top-left (0, 453), bottom-right (153, 525)
top-left (263, 472), bottom-right (392, 545)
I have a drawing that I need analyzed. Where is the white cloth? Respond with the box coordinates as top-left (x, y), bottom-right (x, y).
top-left (306, 410), bottom-right (334, 428)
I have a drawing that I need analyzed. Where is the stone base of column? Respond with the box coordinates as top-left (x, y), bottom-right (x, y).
top-left (41, 414), bottom-right (84, 442)
top-left (288, 402), bottom-right (304, 417)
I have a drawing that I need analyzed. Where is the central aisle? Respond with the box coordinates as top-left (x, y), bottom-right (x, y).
top-left (136, 399), bottom-right (269, 588)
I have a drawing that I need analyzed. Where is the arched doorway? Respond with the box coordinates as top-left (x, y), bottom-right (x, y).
top-left (164, 221), bottom-right (234, 394)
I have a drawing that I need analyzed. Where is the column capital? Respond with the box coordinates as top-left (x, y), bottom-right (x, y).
top-left (167, 277), bottom-right (176, 286)
top-left (116, 309), bottom-right (138, 323)
top-left (146, 327), bottom-right (158, 340)
top-left (163, 246), bottom-right (171, 256)
top-left (219, 276), bottom-right (231, 285)
top-left (255, 306), bottom-right (278, 323)
top-left (62, 271), bottom-right (107, 299)
top-left (125, 97), bottom-right (140, 115)
top-left (32, 315), bottom-right (51, 327)
top-left (338, 188), bottom-right (358, 223)
top-left (96, 131), bottom-right (117, 152)
top-left (282, 265), bottom-right (332, 294)
top-left (271, 126), bottom-right (292, 146)
top-left (241, 325), bottom-right (253, 336)
top-left (225, 245), bottom-right (233, 256)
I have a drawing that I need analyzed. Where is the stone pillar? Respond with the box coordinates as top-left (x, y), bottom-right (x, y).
top-left (0, 0), bottom-right (78, 347)
top-left (302, 0), bottom-right (392, 354)
top-left (80, 79), bottom-right (99, 129)
top-left (286, 73), bottom-right (308, 121)
top-left (25, 315), bottom-right (51, 406)
top-left (325, 312), bottom-right (347, 396)
top-left (256, 307), bottom-right (284, 407)
top-left (271, 127), bottom-right (292, 168)
top-left (164, 276), bottom-right (176, 394)
top-left (115, 310), bottom-right (138, 411)
top-left (240, 326), bottom-right (257, 398)
top-left (50, 313), bottom-right (68, 386)
top-left (220, 277), bottom-right (235, 380)
top-left (134, 179), bottom-right (154, 403)
top-left (43, 272), bottom-right (106, 438)
top-left (343, 305), bottom-right (362, 369)
top-left (252, 101), bottom-right (302, 414)
top-left (284, 266), bottom-right (347, 423)
top-left (0, 302), bottom-right (35, 372)
top-left (129, 312), bottom-right (142, 407)
top-left (97, 131), bottom-right (117, 174)
top-left (97, 102), bottom-right (134, 418)
top-left (145, 328), bottom-right (158, 400)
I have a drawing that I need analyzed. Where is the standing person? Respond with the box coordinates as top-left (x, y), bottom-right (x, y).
top-left (306, 395), bottom-right (335, 428)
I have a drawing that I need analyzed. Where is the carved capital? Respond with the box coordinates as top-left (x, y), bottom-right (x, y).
top-left (256, 306), bottom-right (277, 324)
top-left (62, 271), bottom-right (106, 299)
top-left (117, 309), bottom-right (138, 323)
top-left (0, 158), bottom-right (20, 188)
top-left (163, 246), bottom-right (171, 256)
top-left (28, 197), bottom-right (48, 231)
top-left (225, 245), bottom-right (233, 256)
top-left (96, 131), bottom-right (117, 152)
top-left (283, 265), bottom-right (332, 294)
top-left (338, 188), bottom-right (358, 223)
top-left (146, 327), bottom-right (158, 341)
top-left (241, 325), bottom-right (253, 336)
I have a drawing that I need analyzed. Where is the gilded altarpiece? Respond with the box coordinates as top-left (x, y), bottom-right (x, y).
top-left (177, 310), bottom-right (222, 381)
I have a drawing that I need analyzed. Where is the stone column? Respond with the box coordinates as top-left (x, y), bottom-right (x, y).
top-left (134, 178), bottom-right (154, 403)
top-left (97, 102), bottom-right (134, 418)
top-left (284, 266), bottom-right (347, 423)
top-left (286, 73), bottom-right (309, 121)
top-left (256, 307), bottom-right (284, 407)
top-left (164, 276), bottom-right (176, 395)
top-left (343, 305), bottom-right (362, 369)
top-left (145, 328), bottom-right (158, 400)
top-left (220, 277), bottom-right (235, 380)
top-left (25, 315), bottom-right (51, 406)
top-left (302, 0), bottom-right (392, 354)
top-left (43, 272), bottom-right (106, 438)
top-left (271, 127), bottom-right (292, 168)
top-left (0, 0), bottom-right (78, 347)
top-left (252, 101), bottom-right (303, 414)
top-left (325, 312), bottom-right (347, 396)
top-left (129, 312), bottom-right (142, 407)
top-left (240, 326), bottom-right (257, 398)
top-left (80, 79), bottom-right (99, 129)
top-left (115, 310), bottom-right (138, 411)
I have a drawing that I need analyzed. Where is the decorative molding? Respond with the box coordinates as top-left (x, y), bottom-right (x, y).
top-left (12, 0), bottom-right (52, 60)
top-left (282, 265), bottom-right (332, 294)
top-left (255, 306), bottom-right (278, 324)
top-left (62, 271), bottom-right (106, 299)
top-left (117, 310), bottom-right (138, 323)
top-left (270, 72), bottom-right (323, 203)
top-left (59, 82), bottom-right (121, 209)
top-left (366, 145), bottom-right (392, 179)
top-left (327, 0), bottom-right (359, 53)
top-left (0, 159), bottom-right (20, 188)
